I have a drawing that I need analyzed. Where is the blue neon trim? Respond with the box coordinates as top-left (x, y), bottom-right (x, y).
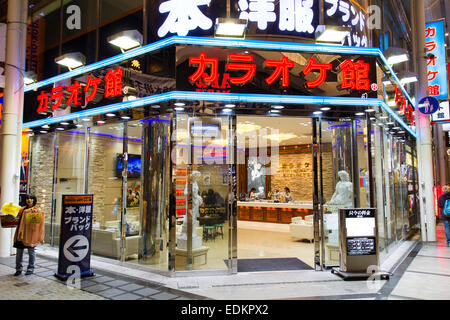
top-left (23, 91), bottom-right (416, 139)
top-left (23, 36), bottom-right (415, 110)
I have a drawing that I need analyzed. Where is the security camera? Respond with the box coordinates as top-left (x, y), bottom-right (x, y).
top-left (426, 53), bottom-right (436, 60)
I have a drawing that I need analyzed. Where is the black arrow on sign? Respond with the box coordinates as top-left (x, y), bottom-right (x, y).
top-left (67, 239), bottom-right (87, 258)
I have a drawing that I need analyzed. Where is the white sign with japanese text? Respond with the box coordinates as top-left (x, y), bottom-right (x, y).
top-left (432, 100), bottom-right (450, 123)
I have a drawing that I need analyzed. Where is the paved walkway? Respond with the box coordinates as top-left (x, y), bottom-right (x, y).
top-left (0, 222), bottom-right (448, 301)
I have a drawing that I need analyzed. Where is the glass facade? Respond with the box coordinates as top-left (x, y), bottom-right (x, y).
top-left (21, 0), bottom-right (420, 274)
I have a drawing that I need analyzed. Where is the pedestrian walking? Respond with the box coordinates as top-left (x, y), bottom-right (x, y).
top-left (13, 194), bottom-right (45, 276)
top-left (438, 185), bottom-right (450, 246)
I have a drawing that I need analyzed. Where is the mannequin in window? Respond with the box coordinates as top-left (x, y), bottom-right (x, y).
top-left (326, 170), bottom-right (353, 246)
top-left (328, 171), bottom-right (353, 208)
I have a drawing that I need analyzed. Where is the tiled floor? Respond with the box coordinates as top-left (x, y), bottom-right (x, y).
top-left (0, 255), bottom-right (206, 300)
top-left (1, 222), bottom-right (449, 300)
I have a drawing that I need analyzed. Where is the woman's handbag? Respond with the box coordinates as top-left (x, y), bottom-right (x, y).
top-left (13, 241), bottom-right (26, 249)
top-left (0, 215), bottom-right (18, 228)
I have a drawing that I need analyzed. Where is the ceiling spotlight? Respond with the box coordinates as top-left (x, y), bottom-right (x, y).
top-left (107, 30), bottom-right (143, 51)
top-left (313, 111), bottom-right (323, 115)
top-left (315, 25), bottom-right (351, 44)
top-left (383, 47), bottom-right (409, 65)
top-left (174, 102), bottom-right (186, 107)
top-left (55, 52), bottom-right (86, 70)
top-left (398, 71), bottom-right (418, 85)
top-left (106, 113), bottom-right (116, 117)
top-left (355, 112), bottom-right (365, 116)
top-left (225, 104), bottom-right (236, 108)
top-left (272, 105), bottom-right (284, 110)
top-left (121, 116), bottom-right (131, 120)
top-left (214, 18), bottom-right (248, 38)
top-left (60, 122), bottom-right (70, 125)
top-left (321, 107), bottom-right (331, 111)
top-left (174, 107), bottom-right (185, 112)
top-left (24, 71), bottom-right (37, 85)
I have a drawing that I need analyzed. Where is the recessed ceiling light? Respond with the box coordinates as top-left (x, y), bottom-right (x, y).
top-left (56, 128), bottom-right (64, 131)
top-left (269, 110), bottom-right (281, 113)
top-left (82, 118), bottom-right (90, 122)
top-left (41, 125), bottom-right (49, 129)
top-left (106, 113), bottom-right (116, 117)
top-left (313, 111), bottom-right (323, 115)
top-left (365, 108), bottom-right (375, 113)
top-left (355, 112), bottom-right (365, 116)
top-left (174, 107), bottom-right (185, 112)
top-left (121, 116), bottom-right (131, 120)
top-left (174, 102), bottom-right (185, 107)
top-left (151, 105), bottom-right (160, 109)
top-left (39, 131), bottom-right (47, 134)
top-left (225, 104), bottom-right (236, 108)
top-left (320, 107), bottom-right (331, 111)
top-left (60, 122), bottom-right (70, 125)
top-left (272, 105), bottom-right (284, 109)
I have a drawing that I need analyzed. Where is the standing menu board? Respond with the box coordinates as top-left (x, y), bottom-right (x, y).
top-left (345, 209), bottom-right (376, 256)
top-left (55, 194), bottom-right (95, 280)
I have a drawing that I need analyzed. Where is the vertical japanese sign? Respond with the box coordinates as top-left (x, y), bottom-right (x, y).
top-left (426, 20), bottom-right (449, 100)
top-left (19, 133), bottom-right (29, 206)
top-left (55, 194), bottom-right (95, 280)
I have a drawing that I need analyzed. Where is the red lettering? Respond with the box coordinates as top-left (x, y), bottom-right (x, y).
top-left (188, 52), bottom-right (219, 84)
top-left (302, 58), bottom-right (332, 88)
top-left (227, 54), bottom-right (256, 85)
top-left (36, 91), bottom-right (49, 114)
top-left (105, 67), bottom-right (123, 98)
top-left (85, 76), bottom-right (101, 103)
top-left (265, 56), bottom-right (295, 87)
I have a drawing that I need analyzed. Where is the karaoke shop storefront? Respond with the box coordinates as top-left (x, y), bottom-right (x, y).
top-left (22, 35), bottom-right (419, 275)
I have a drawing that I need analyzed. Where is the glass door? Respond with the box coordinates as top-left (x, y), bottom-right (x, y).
top-left (315, 117), bottom-right (370, 269)
top-left (172, 113), bottom-right (234, 271)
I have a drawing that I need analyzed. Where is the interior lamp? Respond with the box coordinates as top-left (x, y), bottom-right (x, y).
top-left (107, 30), bottom-right (143, 52)
top-left (215, 18), bottom-right (248, 38)
top-left (315, 25), bottom-right (351, 44)
top-left (55, 52), bottom-right (86, 70)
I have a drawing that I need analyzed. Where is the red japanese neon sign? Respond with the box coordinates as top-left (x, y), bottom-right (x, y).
top-left (187, 52), bottom-right (374, 93)
top-left (394, 85), bottom-right (415, 125)
top-left (36, 67), bottom-right (123, 114)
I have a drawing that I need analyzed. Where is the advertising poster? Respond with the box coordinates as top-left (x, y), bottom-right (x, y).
top-left (55, 194), bottom-right (95, 280)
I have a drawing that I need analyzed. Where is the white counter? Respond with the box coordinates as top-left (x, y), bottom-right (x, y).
top-left (237, 201), bottom-right (313, 210)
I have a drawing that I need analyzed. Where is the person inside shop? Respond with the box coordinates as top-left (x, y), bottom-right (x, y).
top-left (284, 187), bottom-right (293, 203)
top-left (249, 188), bottom-right (257, 200)
top-left (438, 184), bottom-right (450, 247)
top-left (273, 189), bottom-right (281, 202)
top-left (13, 194), bottom-right (45, 276)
